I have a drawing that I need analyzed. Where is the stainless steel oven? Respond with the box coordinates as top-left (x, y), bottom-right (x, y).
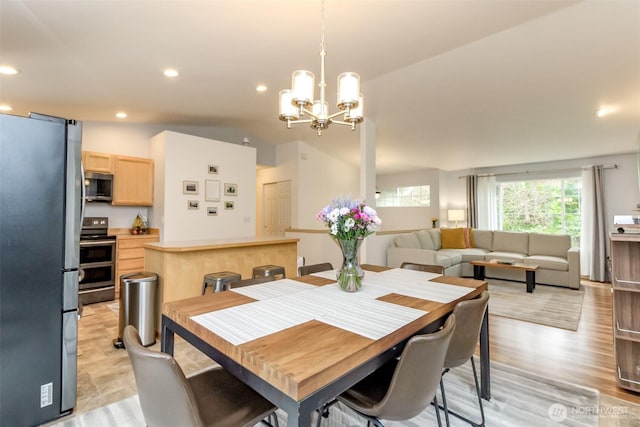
top-left (79, 217), bottom-right (116, 305)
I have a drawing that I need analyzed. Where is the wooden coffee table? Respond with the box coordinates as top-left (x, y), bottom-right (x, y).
top-left (470, 259), bottom-right (539, 293)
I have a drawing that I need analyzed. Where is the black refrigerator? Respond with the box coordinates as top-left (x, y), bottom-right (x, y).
top-left (0, 112), bottom-right (82, 426)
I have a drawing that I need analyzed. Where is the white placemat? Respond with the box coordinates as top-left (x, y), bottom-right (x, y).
top-left (229, 278), bottom-right (316, 300)
top-left (193, 268), bottom-right (474, 345)
top-left (191, 297), bottom-right (317, 345)
top-left (378, 268), bottom-right (472, 303)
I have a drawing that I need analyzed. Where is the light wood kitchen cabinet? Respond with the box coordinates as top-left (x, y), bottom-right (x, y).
top-left (115, 235), bottom-right (159, 299)
top-left (112, 155), bottom-right (154, 206)
top-left (82, 151), bottom-right (113, 173)
top-left (609, 233), bottom-right (640, 392)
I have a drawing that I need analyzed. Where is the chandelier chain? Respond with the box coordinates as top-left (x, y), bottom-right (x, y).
top-left (320, 0), bottom-right (326, 53)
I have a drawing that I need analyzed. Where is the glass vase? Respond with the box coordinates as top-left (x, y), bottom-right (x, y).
top-left (336, 238), bottom-right (364, 292)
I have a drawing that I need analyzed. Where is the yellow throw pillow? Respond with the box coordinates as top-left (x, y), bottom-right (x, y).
top-left (441, 228), bottom-right (466, 249)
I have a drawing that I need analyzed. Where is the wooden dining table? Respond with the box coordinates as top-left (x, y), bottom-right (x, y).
top-left (161, 264), bottom-right (490, 427)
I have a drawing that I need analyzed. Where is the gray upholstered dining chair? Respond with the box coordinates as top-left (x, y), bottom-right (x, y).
top-left (318, 315), bottom-right (456, 427)
top-left (227, 275), bottom-right (277, 289)
top-left (298, 262), bottom-right (334, 276)
top-left (400, 262), bottom-right (445, 275)
top-left (439, 290), bottom-right (489, 427)
top-left (123, 326), bottom-right (279, 427)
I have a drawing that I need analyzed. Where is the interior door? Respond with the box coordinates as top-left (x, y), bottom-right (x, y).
top-left (263, 181), bottom-right (291, 236)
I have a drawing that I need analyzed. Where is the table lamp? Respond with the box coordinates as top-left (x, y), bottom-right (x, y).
top-left (448, 209), bottom-right (465, 228)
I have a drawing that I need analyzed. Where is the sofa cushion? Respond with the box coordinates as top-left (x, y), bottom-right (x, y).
top-left (436, 253), bottom-right (463, 268)
top-left (529, 233), bottom-right (570, 258)
top-left (441, 228), bottom-right (466, 249)
top-left (472, 230), bottom-right (493, 251)
top-left (461, 248), bottom-right (490, 262)
top-left (486, 251), bottom-right (526, 263)
top-left (429, 229), bottom-right (442, 250)
top-left (526, 255), bottom-right (569, 271)
top-left (492, 231), bottom-right (529, 254)
top-left (416, 229), bottom-right (435, 250)
top-left (439, 248), bottom-right (488, 263)
top-left (394, 233), bottom-right (421, 249)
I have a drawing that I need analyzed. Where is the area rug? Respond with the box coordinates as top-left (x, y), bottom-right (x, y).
top-left (48, 361), bottom-right (599, 427)
top-left (488, 279), bottom-right (585, 331)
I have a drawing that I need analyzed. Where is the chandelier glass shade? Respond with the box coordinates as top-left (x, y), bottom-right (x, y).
top-left (278, 0), bottom-right (364, 135)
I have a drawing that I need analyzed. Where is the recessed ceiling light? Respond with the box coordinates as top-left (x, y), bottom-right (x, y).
top-left (256, 84), bottom-right (267, 92)
top-left (0, 66), bottom-right (19, 75)
top-left (163, 69), bottom-right (179, 77)
top-left (115, 112), bottom-right (127, 119)
top-left (596, 106), bottom-right (618, 118)
top-left (0, 105), bottom-right (13, 111)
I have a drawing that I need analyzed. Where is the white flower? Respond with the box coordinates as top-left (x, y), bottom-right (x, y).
top-left (317, 197), bottom-right (382, 241)
top-left (344, 218), bottom-right (355, 231)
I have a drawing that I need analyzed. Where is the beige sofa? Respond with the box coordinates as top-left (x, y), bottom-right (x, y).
top-left (387, 229), bottom-right (580, 289)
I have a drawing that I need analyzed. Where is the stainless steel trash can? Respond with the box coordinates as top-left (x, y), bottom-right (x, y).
top-left (114, 272), bottom-right (158, 348)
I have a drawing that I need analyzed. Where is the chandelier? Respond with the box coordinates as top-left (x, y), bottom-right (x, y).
top-left (278, 0), bottom-right (363, 136)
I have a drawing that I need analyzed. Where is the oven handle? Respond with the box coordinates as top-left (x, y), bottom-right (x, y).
top-left (80, 240), bottom-right (116, 247)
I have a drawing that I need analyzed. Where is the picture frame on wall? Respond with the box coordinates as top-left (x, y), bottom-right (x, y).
top-left (187, 200), bottom-right (199, 210)
top-left (208, 165), bottom-right (219, 174)
top-left (224, 201), bottom-right (234, 210)
top-left (207, 207), bottom-right (218, 216)
top-left (205, 179), bottom-right (220, 202)
top-left (224, 183), bottom-right (237, 196)
top-left (183, 180), bottom-right (199, 194)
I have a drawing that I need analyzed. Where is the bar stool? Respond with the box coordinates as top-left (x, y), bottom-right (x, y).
top-left (202, 271), bottom-right (241, 294)
top-left (252, 264), bottom-right (286, 280)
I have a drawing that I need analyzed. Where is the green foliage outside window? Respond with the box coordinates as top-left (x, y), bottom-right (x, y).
top-left (497, 178), bottom-right (582, 247)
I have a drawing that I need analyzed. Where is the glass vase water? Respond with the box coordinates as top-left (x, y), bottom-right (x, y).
top-left (336, 238), bottom-right (364, 292)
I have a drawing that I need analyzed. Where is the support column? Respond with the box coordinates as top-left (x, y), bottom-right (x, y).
top-left (360, 119), bottom-right (376, 263)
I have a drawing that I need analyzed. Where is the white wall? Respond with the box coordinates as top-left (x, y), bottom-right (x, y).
top-left (256, 140), bottom-right (359, 234)
top-left (439, 170), bottom-right (467, 227)
top-left (149, 131), bottom-right (257, 242)
top-left (296, 141), bottom-right (359, 229)
top-left (376, 169), bottom-right (441, 230)
top-left (80, 121), bottom-right (276, 228)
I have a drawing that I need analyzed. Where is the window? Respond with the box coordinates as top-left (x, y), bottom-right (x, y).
top-left (377, 185), bottom-right (430, 207)
top-left (496, 178), bottom-right (582, 246)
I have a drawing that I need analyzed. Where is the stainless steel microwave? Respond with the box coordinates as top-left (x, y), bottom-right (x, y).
top-left (84, 172), bottom-right (113, 202)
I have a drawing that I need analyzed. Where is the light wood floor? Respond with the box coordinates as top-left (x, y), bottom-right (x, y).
top-left (489, 279), bottom-right (640, 405)
top-left (71, 279), bottom-right (640, 418)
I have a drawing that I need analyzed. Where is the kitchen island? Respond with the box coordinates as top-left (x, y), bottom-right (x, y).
top-left (144, 236), bottom-right (299, 332)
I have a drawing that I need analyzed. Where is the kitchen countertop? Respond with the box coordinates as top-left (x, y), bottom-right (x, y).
top-left (108, 228), bottom-right (159, 237)
top-left (144, 236), bottom-right (298, 253)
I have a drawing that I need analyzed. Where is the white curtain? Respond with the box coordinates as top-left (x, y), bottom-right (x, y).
top-left (477, 176), bottom-right (498, 230)
top-left (581, 166), bottom-right (607, 281)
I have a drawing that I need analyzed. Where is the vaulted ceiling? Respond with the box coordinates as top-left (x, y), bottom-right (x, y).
top-left (1, 0), bottom-right (639, 173)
